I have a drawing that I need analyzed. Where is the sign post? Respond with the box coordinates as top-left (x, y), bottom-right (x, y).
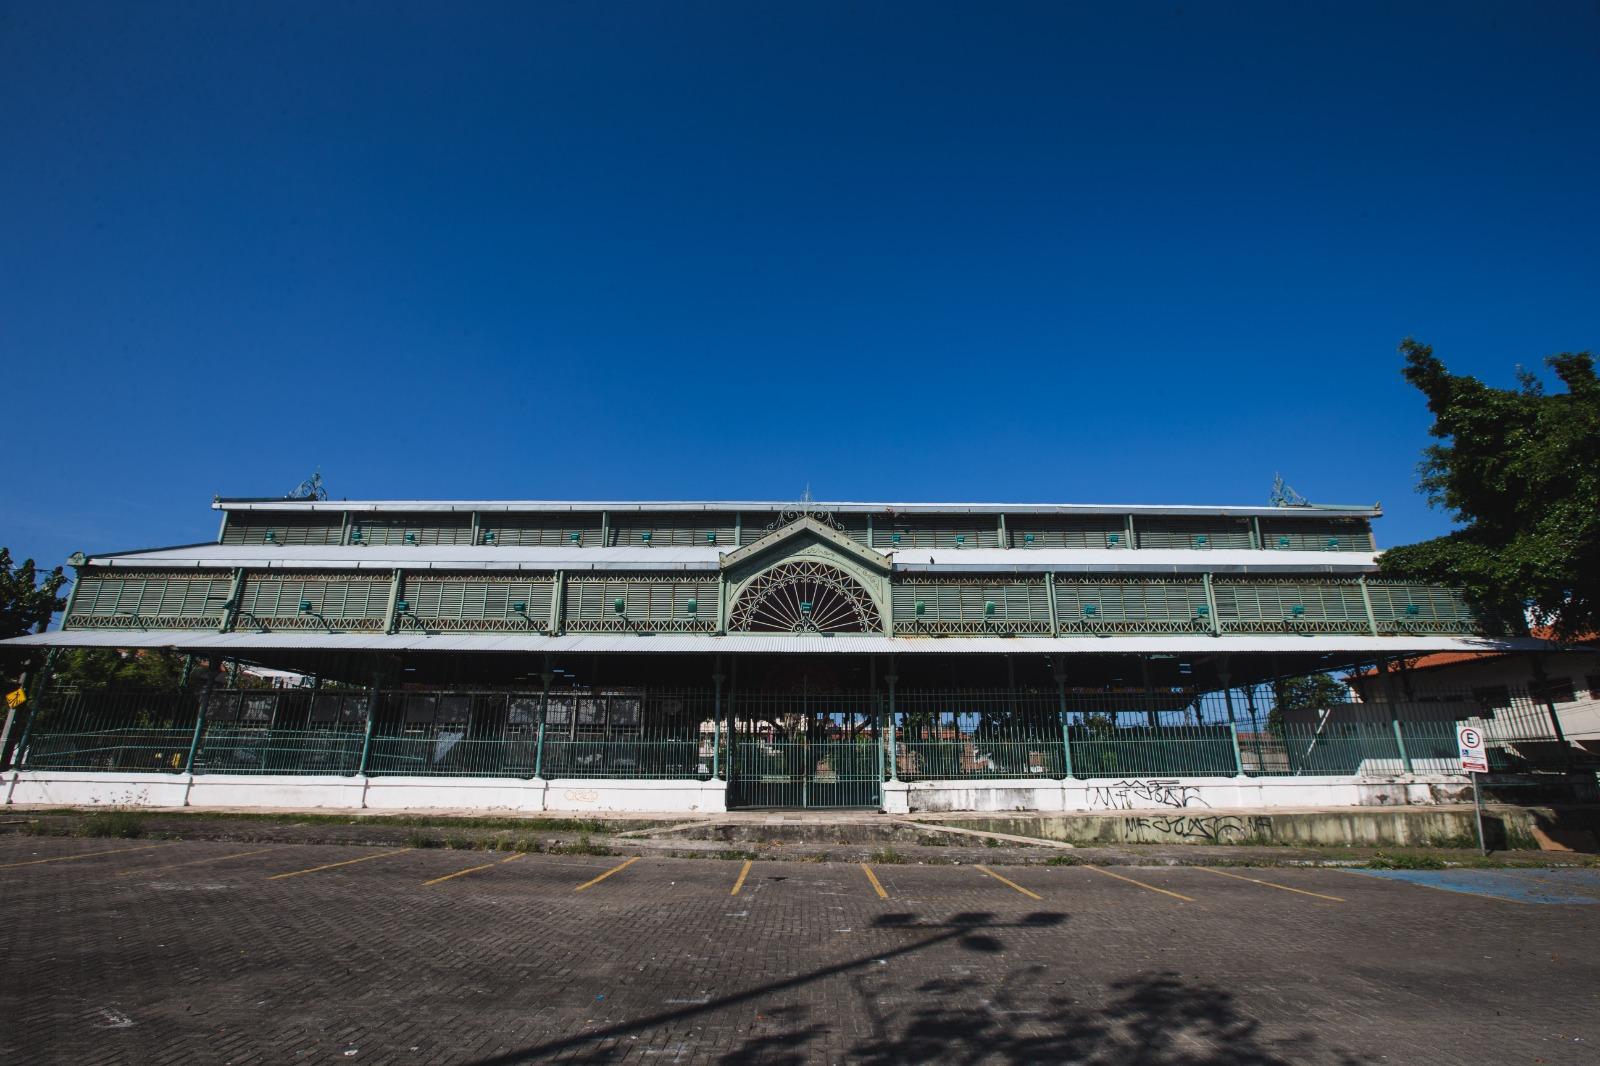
top-left (1457, 724), bottom-right (1489, 855)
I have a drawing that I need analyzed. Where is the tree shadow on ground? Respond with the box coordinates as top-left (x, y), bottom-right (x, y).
top-left (469, 911), bottom-right (1369, 1065)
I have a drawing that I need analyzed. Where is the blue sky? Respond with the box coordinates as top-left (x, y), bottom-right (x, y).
top-left (3, 2), bottom-right (1597, 573)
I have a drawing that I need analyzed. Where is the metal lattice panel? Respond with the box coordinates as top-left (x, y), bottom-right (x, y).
top-left (348, 514), bottom-right (473, 546)
top-left (237, 572), bottom-right (390, 630)
top-left (1212, 577), bottom-right (1370, 633)
top-left (873, 516), bottom-right (1001, 550)
top-left (1259, 517), bottom-right (1375, 552)
top-left (1365, 580), bottom-right (1476, 633)
top-left (66, 570), bottom-right (233, 630)
top-left (892, 577), bottom-right (1051, 633)
top-left (402, 573), bottom-right (555, 632)
top-left (564, 573), bottom-right (719, 631)
top-left (1053, 577), bottom-right (1210, 630)
top-left (610, 513), bottom-right (740, 548)
top-left (730, 560), bottom-right (881, 633)
top-left (220, 513), bottom-right (345, 546)
top-left (1006, 515), bottom-right (1127, 549)
top-left (1134, 517), bottom-right (1253, 550)
top-left (479, 513), bottom-right (604, 547)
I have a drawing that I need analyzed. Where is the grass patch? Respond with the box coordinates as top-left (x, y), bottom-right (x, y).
top-left (915, 835), bottom-right (950, 847)
top-left (443, 834), bottom-right (479, 850)
top-left (547, 835), bottom-right (614, 857)
top-left (404, 830), bottom-right (445, 849)
top-left (715, 849), bottom-right (758, 862)
top-left (77, 811), bottom-right (146, 839)
top-left (869, 847), bottom-right (907, 865)
top-left (1044, 855), bottom-right (1080, 866)
top-left (1366, 852), bottom-right (1447, 870)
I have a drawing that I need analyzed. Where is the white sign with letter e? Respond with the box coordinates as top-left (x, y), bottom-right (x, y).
top-left (1457, 724), bottom-right (1489, 773)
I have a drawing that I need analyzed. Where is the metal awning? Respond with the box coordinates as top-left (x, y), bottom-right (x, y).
top-left (213, 498), bottom-right (1382, 518)
top-left (0, 629), bottom-right (1554, 657)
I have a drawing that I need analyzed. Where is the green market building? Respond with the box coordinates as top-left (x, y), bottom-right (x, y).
top-left (0, 495), bottom-right (1572, 817)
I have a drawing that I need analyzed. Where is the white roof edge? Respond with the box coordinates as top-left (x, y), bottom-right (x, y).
top-left (0, 630), bottom-right (1558, 656)
top-left (212, 498), bottom-right (1381, 518)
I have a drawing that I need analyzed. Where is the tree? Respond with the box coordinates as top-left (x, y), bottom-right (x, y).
top-left (1379, 339), bottom-right (1600, 640)
top-left (0, 548), bottom-right (67, 686)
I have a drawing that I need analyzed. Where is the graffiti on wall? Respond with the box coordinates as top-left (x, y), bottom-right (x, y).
top-left (1126, 815), bottom-right (1274, 844)
top-left (1088, 779), bottom-right (1211, 810)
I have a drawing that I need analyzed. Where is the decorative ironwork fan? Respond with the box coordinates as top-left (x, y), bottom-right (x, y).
top-left (730, 560), bottom-right (879, 633)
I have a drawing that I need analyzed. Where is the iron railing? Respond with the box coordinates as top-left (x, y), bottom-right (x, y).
top-left (9, 683), bottom-right (1578, 782)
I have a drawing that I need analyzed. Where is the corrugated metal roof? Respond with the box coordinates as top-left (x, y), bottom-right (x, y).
top-left (0, 629), bottom-right (1552, 656)
top-left (214, 498), bottom-right (1382, 518)
top-left (80, 544), bottom-right (1378, 575)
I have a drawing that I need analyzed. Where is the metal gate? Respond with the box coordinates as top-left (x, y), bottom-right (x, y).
top-left (727, 692), bottom-right (883, 809)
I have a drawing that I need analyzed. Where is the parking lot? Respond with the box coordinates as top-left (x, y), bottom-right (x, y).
top-left (2, 836), bottom-right (1598, 1064)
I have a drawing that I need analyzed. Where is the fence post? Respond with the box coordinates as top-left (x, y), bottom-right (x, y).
top-left (884, 673), bottom-right (899, 781)
top-left (1392, 719), bottom-right (1413, 773)
top-left (357, 681), bottom-right (380, 776)
top-left (1228, 722), bottom-right (1245, 776)
top-left (1054, 669), bottom-right (1074, 780)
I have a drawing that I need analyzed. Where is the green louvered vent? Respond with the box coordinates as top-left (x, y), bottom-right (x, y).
top-left (347, 513), bottom-right (473, 546)
top-left (401, 573), bottom-right (556, 632)
top-left (834, 514), bottom-right (872, 546)
top-left (875, 516), bottom-right (1001, 550)
top-left (892, 578), bottom-right (1050, 634)
top-left (65, 570), bottom-right (233, 630)
top-left (1212, 578), bottom-right (1369, 633)
top-left (564, 574), bottom-right (719, 632)
top-left (1365, 580), bottom-right (1476, 633)
top-left (610, 513), bottom-right (739, 548)
top-left (221, 512), bottom-right (344, 545)
top-left (479, 513), bottom-right (604, 547)
top-left (237, 572), bottom-right (389, 630)
top-left (1053, 577), bottom-right (1211, 634)
top-left (1134, 517), bottom-right (1253, 550)
top-left (1006, 515), bottom-right (1128, 549)
top-left (1260, 518), bottom-right (1375, 552)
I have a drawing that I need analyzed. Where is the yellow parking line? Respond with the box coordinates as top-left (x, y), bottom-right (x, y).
top-left (0, 844), bottom-right (167, 870)
top-left (1086, 865), bottom-right (1195, 902)
top-left (1197, 866), bottom-right (1344, 902)
top-left (422, 851), bottom-right (525, 887)
top-left (975, 865), bottom-right (1042, 901)
top-left (116, 846), bottom-right (280, 878)
top-left (574, 856), bottom-right (639, 891)
top-left (861, 863), bottom-right (889, 899)
top-left (267, 848), bottom-right (413, 881)
top-left (731, 859), bottom-right (753, 896)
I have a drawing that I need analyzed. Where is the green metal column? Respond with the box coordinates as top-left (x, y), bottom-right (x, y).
top-left (1124, 514), bottom-right (1137, 549)
top-left (385, 569), bottom-right (404, 634)
top-left (221, 568), bottom-right (246, 632)
top-left (997, 512), bottom-right (1008, 548)
top-left (884, 672), bottom-right (899, 781)
top-left (1202, 572), bottom-right (1221, 636)
top-left (1358, 574), bottom-right (1379, 635)
top-left (1054, 666), bottom-right (1074, 779)
top-left (1228, 722), bottom-right (1245, 775)
top-left (184, 677), bottom-right (213, 774)
top-left (550, 570), bottom-right (566, 634)
top-left (1045, 572), bottom-right (1060, 636)
top-left (534, 668), bottom-right (552, 778)
top-left (712, 668), bottom-right (725, 780)
top-left (1392, 719), bottom-right (1413, 772)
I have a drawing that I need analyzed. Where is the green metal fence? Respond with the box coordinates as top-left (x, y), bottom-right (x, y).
top-left (10, 683), bottom-right (1575, 788)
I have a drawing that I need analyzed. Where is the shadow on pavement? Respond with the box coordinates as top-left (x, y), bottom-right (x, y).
top-left (467, 910), bottom-right (1369, 1065)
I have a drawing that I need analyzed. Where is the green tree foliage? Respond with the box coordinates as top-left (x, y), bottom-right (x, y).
top-left (0, 548), bottom-right (67, 685)
top-left (51, 648), bottom-right (194, 691)
top-left (0, 547), bottom-right (66, 640)
top-left (1379, 339), bottom-right (1599, 639)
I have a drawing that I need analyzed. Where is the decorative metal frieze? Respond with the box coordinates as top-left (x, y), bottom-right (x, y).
top-left (246, 614), bottom-right (386, 631)
top-left (1372, 618), bottom-right (1478, 635)
top-left (730, 560), bottom-right (881, 633)
top-left (1058, 619), bottom-right (1213, 635)
top-left (1219, 618), bottom-right (1373, 634)
top-left (564, 617), bottom-right (718, 633)
top-left (763, 507), bottom-right (845, 534)
top-left (65, 614), bottom-right (222, 630)
top-left (396, 615), bottom-right (550, 633)
top-left (900, 618), bottom-right (1053, 635)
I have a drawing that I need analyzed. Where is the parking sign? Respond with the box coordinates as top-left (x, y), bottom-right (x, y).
top-left (1457, 724), bottom-right (1489, 773)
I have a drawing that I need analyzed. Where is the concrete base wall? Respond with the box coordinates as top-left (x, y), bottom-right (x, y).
top-left (3, 771), bottom-right (726, 814)
top-left (889, 773), bottom-right (1476, 815)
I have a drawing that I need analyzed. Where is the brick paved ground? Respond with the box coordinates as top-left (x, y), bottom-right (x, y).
top-left (2, 836), bottom-right (1597, 1064)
